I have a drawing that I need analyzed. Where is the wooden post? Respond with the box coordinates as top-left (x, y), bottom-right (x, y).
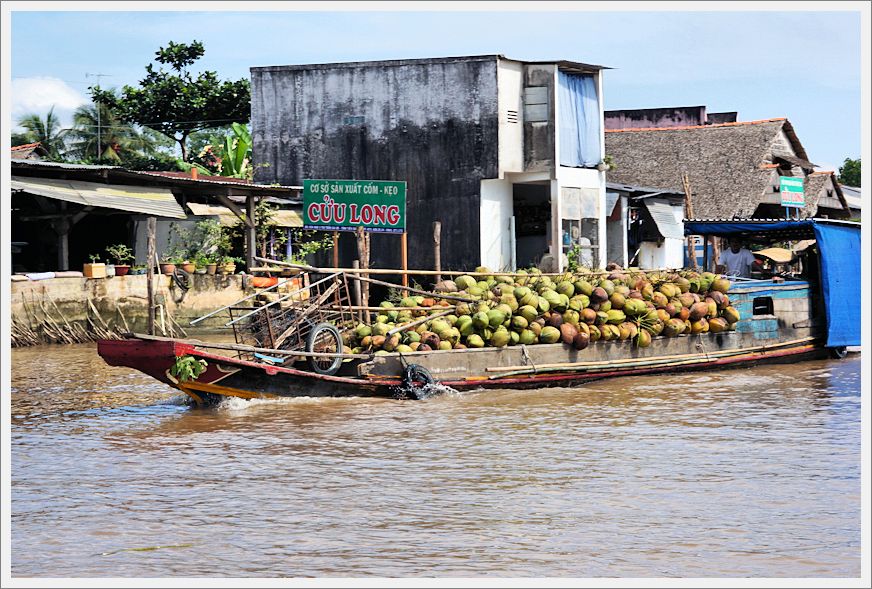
top-left (352, 260), bottom-right (362, 323)
top-left (682, 172), bottom-right (698, 269)
top-left (146, 216), bottom-right (156, 336)
top-left (355, 226), bottom-right (369, 310)
top-left (56, 201), bottom-right (69, 271)
top-left (245, 195), bottom-right (256, 271)
top-left (703, 235), bottom-right (711, 272)
top-left (400, 231), bottom-right (409, 294)
top-left (433, 221), bottom-right (442, 283)
top-left (712, 236), bottom-right (721, 274)
top-left (332, 231), bottom-right (340, 268)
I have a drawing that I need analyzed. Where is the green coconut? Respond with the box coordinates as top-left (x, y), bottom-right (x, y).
top-left (722, 306), bottom-right (741, 324)
top-left (556, 281), bottom-right (575, 297)
top-left (708, 317), bottom-right (729, 333)
top-left (606, 309), bottom-right (627, 325)
top-left (512, 315), bottom-right (529, 331)
top-left (489, 330), bottom-right (510, 348)
top-left (539, 326), bottom-right (561, 344)
top-left (455, 275), bottom-right (476, 291)
top-left (487, 309), bottom-right (506, 328)
top-left (635, 329), bottom-right (652, 348)
top-left (466, 334), bottom-right (485, 348)
top-left (588, 324), bottom-right (601, 342)
top-left (472, 311), bottom-right (490, 330)
top-left (518, 329), bottom-right (537, 345)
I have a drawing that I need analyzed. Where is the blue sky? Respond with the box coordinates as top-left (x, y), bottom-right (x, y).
top-left (10, 8), bottom-right (863, 170)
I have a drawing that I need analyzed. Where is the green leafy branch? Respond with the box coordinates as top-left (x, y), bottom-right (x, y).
top-left (170, 355), bottom-right (208, 382)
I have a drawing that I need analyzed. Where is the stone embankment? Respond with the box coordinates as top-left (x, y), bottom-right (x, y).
top-left (11, 274), bottom-right (250, 346)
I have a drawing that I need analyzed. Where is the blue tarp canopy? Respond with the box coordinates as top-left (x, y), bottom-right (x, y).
top-left (684, 219), bottom-right (861, 347)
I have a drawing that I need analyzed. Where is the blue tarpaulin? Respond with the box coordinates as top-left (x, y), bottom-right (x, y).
top-left (812, 223), bottom-right (861, 347)
top-left (557, 72), bottom-right (601, 168)
top-left (683, 220), bottom-right (861, 347)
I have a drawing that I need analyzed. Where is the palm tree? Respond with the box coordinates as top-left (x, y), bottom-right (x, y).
top-left (66, 103), bottom-right (160, 162)
top-left (16, 106), bottom-right (68, 158)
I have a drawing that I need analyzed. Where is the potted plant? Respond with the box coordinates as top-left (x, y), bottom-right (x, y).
top-left (180, 259), bottom-right (197, 274)
top-left (83, 254), bottom-right (107, 279)
top-left (219, 255), bottom-right (239, 275)
top-left (159, 255), bottom-right (176, 275)
top-left (106, 244), bottom-right (134, 277)
top-left (195, 252), bottom-right (218, 275)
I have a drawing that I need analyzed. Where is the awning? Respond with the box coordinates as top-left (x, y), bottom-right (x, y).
top-left (682, 219), bottom-right (860, 347)
top-left (186, 202), bottom-right (302, 228)
top-left (12, 176), bottom-right (186, 219)
top-left (642, 198), bottom-right (684, 239)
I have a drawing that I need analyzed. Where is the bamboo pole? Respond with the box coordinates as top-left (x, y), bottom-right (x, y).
top-left (682, 172), bottom-right (698, 270)
top-left (485, 336), bottom-right (818, 374)
top-left (347, 274), bottom-right (478, 303)
top-left (146, 216), bottom-right (156, 335)
top-left (400, 231), bottom-right (409, 295)
top-left (254, 256), bottom-right (672, 278)
top-left (433, 222), bottom-right (442, 283)
top-left (386, 309), bottom-right (453, 336)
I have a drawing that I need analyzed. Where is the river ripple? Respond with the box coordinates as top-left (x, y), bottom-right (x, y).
top-left (10, 343), bottom-right (861, 577)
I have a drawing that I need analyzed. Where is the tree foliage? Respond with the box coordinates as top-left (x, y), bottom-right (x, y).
top-left (837, 158), bottom-right (860, 187)
top-left (66, 103), bottom-right (161, 162)
top-left (89, 40), bottom-right (250, 162)
top-left (15, 107), bottom-right (68, 158)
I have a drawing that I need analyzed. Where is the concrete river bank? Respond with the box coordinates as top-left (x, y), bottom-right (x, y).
top-left (10, 343), bottom-right (861, 577)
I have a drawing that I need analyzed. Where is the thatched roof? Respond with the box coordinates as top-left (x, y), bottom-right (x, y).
top-left (804, 171), bottom-right (849, 218)
top-left (604, 118), bottom-right (825, 219)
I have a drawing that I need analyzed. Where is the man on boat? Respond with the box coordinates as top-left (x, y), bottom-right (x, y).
top-left (716, 238), bottom-right (756, 278)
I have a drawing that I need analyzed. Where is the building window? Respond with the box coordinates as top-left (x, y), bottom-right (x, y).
top-left (557, 72), bottom-right (601, 168)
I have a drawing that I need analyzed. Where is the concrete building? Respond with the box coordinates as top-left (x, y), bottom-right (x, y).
top-left (251, 54), bottom-right (610, 272)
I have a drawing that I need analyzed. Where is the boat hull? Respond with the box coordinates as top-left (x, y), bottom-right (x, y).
top-left (98, 332), bottom-right (825, 405)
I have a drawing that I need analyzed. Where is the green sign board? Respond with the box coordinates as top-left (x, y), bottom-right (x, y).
top-left (303, 179), bottom-right (406, 233)
top-left (780, 176), bottom-right (804, 208)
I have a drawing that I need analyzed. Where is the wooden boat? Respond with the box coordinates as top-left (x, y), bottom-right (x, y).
top-left (98, 219), bottom-right (860, 405)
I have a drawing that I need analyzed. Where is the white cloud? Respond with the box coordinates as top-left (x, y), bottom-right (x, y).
top-left (11, 77), bottom-right (89, 124)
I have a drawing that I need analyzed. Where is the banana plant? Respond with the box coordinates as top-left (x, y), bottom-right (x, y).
top-left (221, 122), bottom-right (252, 178)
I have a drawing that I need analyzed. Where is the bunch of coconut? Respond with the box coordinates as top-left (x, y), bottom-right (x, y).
top-left (346, 266), bottom-right (742, 356)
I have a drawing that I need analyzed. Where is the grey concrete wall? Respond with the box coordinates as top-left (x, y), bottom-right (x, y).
top-left (251, 56), bottom-right (501, 273)
top-left (605, 106), bottom-right (707, 130)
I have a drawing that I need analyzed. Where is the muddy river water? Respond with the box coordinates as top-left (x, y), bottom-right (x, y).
top-left (9, 343), bottom-right (861, 577)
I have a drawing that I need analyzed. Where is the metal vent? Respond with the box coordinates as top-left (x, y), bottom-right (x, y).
top-left (507, 110), bottom-right (519, 123)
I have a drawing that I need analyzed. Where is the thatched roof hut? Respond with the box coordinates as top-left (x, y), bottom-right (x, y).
top-left (604, 118), bottom-right (850, 219)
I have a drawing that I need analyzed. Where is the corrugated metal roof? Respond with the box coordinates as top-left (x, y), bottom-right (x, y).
top-left (133, 170), bottom-right (302, 192)
top-left (11, 159), bottom-right (119, 171)
top-left (12, 176), bottom-right (186, 219)
top-left (643, 198), bottom-right (684, 239)
top-left (186, 202), bottom-right (302, 227)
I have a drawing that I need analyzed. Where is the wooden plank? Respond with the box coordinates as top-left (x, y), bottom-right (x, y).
top-left (125, 332), bottom-right (371, 359)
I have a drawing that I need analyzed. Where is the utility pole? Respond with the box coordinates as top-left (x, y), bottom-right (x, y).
top-left (85, 73), bottom-right (110, 160)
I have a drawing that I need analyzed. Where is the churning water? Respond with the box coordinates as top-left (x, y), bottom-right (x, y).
top-left (9, 343), bottom-right (862, 577)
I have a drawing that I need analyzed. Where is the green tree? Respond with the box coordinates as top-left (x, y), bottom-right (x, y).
top-left (837, 157), bottom-right (860, 187)
top-left (66, 103), bottom-right (161, 162)
top-left (15, 106), bottom-right (68, 158)
top-left (90, 40), bottom-right (250, 162)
